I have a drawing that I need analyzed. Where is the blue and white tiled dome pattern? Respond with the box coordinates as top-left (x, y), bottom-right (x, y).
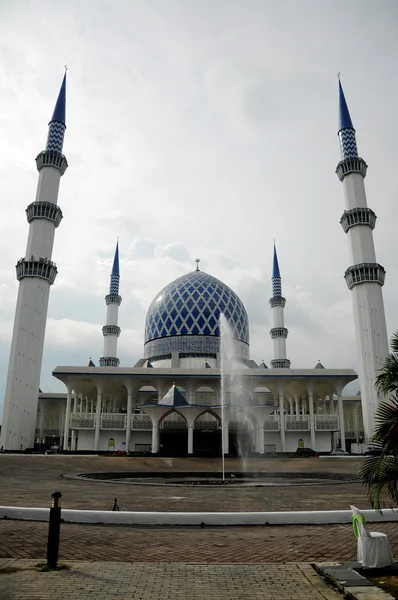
top-left (145, 270), bottom-right (249, 346)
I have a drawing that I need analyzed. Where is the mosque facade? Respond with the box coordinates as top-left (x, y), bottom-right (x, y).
top-left (0, 75), bottom-right (390, 455)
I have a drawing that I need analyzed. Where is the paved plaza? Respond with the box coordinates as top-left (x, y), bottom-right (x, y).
top-left (0, 560), bottom-right (342, 600)
top-left (0, 455), bottom-right (392, 599)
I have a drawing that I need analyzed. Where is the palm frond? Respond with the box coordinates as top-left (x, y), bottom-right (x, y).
top-left (376, 353), bottom-right (398, 395)
top-left (391, 331), bottom-right (398, 354)
top-left (359, 451), bottom-right (398, 509)
top-left (373, 395), bottom-right (398, 452)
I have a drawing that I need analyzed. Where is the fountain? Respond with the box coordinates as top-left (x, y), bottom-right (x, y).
top-left (220, 313), bottom-right (253, 480)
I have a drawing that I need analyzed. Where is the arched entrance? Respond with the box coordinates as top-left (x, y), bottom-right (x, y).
top-left (158, 411), bottom-right (188, 456)
top-left (194, 411), bottom-right (221, 456)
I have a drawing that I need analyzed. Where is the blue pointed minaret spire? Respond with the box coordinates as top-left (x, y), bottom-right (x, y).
top-left (338, 79), bottom-right (354, 132)
top-left (269, 243), bottom-right (290, 370)
top-left (101, 240), bottom-right (122, 368)
top-left (272, 243), bottom-right (282, 297)
top-left (109, 241), bottom-right (120, 295)
top-left (337, 77), bottom-right (358, 160)
top-left (46, 70), bottom-right (67, 154)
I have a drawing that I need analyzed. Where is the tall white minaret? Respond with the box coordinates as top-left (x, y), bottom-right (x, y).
top-left (269, 244), bottom-right (290, 369)
top-left (336, 78), bottom-right (389, 439)
top-left (0, 73), bottom-right (68, 450)
top-left (99, 241), bottom-right (121, 367)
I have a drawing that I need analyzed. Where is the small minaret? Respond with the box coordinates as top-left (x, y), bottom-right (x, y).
top-left (0, 73), bottom-right (68, 450)
top-left (269, 244), bottom-right (290, 368)
top-left (336, 78), bottom-right (389, 439)
top-left (99, 241), bottom-right (121, 367)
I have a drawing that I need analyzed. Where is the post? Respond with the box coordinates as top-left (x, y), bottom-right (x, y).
top-left (47, 491), bottom-right (62, 568)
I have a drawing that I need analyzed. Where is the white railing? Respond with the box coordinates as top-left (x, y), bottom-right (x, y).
top-left (263, 417), bottom-right (280, 431)
top-left (315, 415), bottom-right (339, 431)
top-left (285, 415), bottom-right (310, 431)
top-left (131, 414), bottom-right (152, 430)
top-left (100, 414), bottom-right (126, 430)
top-left (70, 412), bottom-right (95, 429)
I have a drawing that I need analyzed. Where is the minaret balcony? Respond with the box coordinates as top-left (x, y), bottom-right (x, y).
top-left (99, 357), bottom-right (120, 367)
top-left (26, 201), bottom-right (63, 227)
top-left (35, 151), bottom-right (68, 175)
top-left (335, 156), bottom-right (367, 181)
top-left (102, 325), bottom-right (121, 337)
top-left (269, 296), bottom-right (286, 308)
top-left (105, 294), bottom-right (122, 306)
top-left (340, 207), bottom-right (376, 233)
top-left (270, 358), bottom-right (291, 369)
top-left (16, 257), bottom-right (57, 285)
top-left (270, 327), bottom-right (288, 339)
top-left (344, 262), bottom-right (386, 290)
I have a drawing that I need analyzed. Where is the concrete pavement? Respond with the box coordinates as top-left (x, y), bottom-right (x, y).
top-left (0, 560), bottom-right (342, 600)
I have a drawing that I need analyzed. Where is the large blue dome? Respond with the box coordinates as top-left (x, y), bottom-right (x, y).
top-left (144, 269), bottom-right (249, 359)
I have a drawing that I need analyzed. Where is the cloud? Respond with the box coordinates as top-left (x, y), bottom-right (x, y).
top-left (128, 237), bottom-right (157, 260)
top-left (0, 0), bottom-right (397, 419)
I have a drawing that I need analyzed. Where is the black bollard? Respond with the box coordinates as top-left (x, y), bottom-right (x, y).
top-left (112, 498), bottom-right (119, 511)
top-left (47, 492), bottom-right (62, 568)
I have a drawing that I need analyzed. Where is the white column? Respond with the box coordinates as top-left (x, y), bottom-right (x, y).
top-left (151, 424), bottom-right (158, 454)
top-left (338, 393), bottom-right (346, 451)
top-left (308, 391), bottom-right (316, 450)
top-left (125, 391), bottom-right (133, 451)
top-left (94, 390), bottom-right (102, 451)
top-left (295, 398), bottom-right (299, 416)
top-left (63, 388), bottom-right (72, 451)
top-left (257, 425), bottom-right (265, 454)
top-left (39, 404), bottom-right (45, 443)
top-left (279, 393), bottom-right (286, 452)
top-left (59, 412), bottom-right (64, 449)
top-left (222, 416), bottom-right (229, 455)
top-left (188, 425), bottom-right (194, 455)
top-left (71, 393), bottom-right (78, 449)
top-left (354, 406), bottom-right (360, 444)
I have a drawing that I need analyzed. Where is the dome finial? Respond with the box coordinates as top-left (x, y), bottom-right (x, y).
top-left (195, 258), bottom-right (200, 271)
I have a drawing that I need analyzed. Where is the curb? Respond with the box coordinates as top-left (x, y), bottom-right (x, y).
top-left (1, 506), bottom-right (398, 526)
top-left (314, 561), bottom-right (395, 599)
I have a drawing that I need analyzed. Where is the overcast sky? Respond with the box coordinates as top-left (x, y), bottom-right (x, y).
top-left (0, 0), bottom-right (397, 416)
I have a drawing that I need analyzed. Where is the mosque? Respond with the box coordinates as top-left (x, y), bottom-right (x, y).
top-left (0, 74), bottom-right (390, 455)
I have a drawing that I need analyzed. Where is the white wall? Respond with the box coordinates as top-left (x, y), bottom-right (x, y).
top-left (77, 429), bottom-right (152, 451)
top-left (130, 431), bottom-right (151, 451)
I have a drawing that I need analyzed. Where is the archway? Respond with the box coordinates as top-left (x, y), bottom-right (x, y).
top-left (194, 410), bottom-right (221, 456)
top-left (158, 410), bottom-right (188, 456)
